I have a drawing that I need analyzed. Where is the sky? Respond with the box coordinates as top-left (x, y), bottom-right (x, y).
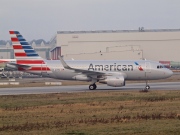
top-left (1, 0), bottom-right (180, 41)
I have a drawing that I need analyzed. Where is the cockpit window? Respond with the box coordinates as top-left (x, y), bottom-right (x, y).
top-left (157, 65), bottom-right (165, 69)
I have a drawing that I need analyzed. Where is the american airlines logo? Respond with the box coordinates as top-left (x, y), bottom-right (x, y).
top-left (88, 63), bottom-right (133, 71)
top-left (134, 62), bottom-right (143, 71)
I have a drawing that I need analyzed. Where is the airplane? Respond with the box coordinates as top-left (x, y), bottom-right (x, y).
top-left (6, 31), bottom-right (173, 90)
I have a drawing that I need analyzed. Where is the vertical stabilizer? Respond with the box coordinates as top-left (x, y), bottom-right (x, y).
top-left (9, 31), bottom-right (42, 60)
top-left (9, 31), bottom-right (50, 73)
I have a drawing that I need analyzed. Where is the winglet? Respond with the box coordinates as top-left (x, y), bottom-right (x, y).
top-left (58, 56), bottom-right (71, 69)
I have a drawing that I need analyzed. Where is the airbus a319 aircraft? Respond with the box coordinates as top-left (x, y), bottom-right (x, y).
top-left (6, 31), bottom-right (173, 90)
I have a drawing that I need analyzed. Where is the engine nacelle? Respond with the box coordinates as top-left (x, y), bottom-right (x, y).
top-left (72, 74), bottom-right (91, 81)
top-left (5, 63), bottom-right (18, 70)
top-left (99, 76), bottom-right (125, 87)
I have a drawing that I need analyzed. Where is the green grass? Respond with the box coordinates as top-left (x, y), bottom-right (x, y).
top-left (0, 90), bottom-right (180, 135)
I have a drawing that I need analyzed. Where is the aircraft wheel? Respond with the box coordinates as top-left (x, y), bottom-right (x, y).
top-left (89, 84), bottom-right (97, 90)
top-left (145, 85), bottom-right (150, 90)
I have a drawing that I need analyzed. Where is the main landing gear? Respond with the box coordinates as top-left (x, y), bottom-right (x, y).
top-left (89, 83), bottom-right (97, 90)
top-left (145, 80), bottom-right (150, 90)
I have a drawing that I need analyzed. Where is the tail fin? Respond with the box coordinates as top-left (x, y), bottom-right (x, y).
top-left (9, 31), bottom-right (42, 60)
top-left (9, 31), bottom-right (46, 66)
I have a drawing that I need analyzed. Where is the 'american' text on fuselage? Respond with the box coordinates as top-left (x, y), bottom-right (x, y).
top-left (88, 63), bottom-right (133, 71)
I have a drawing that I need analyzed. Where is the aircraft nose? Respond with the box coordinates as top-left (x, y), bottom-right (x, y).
top-left (166, 69), bottom-right (173, 77)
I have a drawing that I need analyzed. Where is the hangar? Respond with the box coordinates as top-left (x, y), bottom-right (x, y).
top-left (49, 29), bottom-right (180, 63)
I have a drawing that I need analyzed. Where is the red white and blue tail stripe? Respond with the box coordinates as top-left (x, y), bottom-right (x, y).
top-left (9, 31), bottom-right (51, 73)
top-left (10, 31), bottom-right (42, 60)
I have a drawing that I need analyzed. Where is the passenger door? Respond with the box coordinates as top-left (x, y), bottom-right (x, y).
top-left (145, 62), bottom-right (151, 79)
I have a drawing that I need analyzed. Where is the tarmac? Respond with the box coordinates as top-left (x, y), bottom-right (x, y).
top-left (0, 82), bottom-right (180, 95)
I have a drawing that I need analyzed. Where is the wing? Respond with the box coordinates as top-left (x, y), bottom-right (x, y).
top-left (58, 56), bottom-right (126, 79)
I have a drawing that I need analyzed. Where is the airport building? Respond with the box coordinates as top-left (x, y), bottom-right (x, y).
top-left (49, 29), bottom-right (180, 63)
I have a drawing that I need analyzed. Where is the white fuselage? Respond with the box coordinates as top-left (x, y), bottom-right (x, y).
top-left (23, 60), bottom-right (173, 81)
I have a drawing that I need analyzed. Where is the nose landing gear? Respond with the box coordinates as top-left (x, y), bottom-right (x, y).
top-left (145, 85), bottom-right (150, 90)
top-left (140, 81), bottom-right (150, 92)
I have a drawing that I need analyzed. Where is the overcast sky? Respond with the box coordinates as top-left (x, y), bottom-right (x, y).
top-left (1, 0), bottom-right (180, 41)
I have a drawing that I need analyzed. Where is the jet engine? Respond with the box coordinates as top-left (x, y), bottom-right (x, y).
top-left (99, 76), bottom-right (125, 87)
top-left (5, 63), bottom-right (18, 70)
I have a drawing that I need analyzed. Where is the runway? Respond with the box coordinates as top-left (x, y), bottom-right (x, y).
top-left (0, 82), bottom-right (180, 95)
